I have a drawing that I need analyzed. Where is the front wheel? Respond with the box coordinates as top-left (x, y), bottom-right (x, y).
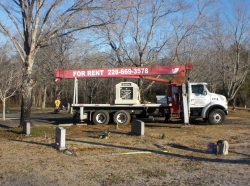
top-left (113, 110), bottom-right (131, 125)
top-left (208, 109), bottom-right (225, 125)
top-left (93, 110), bottom-right (110, 125)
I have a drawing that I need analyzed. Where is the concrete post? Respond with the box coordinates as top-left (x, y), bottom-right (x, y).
top-left (23, 121), bottom-right (31, 136)
top-left (54, 127), bottom-right (66, 150)
top-left (67, 103), bottom-right (71, 113)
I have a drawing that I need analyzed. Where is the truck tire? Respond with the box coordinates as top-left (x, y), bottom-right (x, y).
top-left (113, 110), bottom-right (131, 125)
top-left (93, 110), bottom-right (110, 125)
top-left (208, 109), bottom-right (225, 125)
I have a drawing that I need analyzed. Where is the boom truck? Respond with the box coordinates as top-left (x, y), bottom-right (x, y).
top-left (54, 63), bottom-right (228, 125)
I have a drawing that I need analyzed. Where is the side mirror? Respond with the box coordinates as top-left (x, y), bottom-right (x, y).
top-left (203, 91), bottom-right (207, 95)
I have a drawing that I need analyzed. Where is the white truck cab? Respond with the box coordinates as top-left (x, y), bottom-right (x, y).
top-left (187, 82), bottom-right (228, 124)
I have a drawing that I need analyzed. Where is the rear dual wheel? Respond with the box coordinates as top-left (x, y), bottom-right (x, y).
top-left (113, 110), bottom-right (131, 126)
top-left (92, 110), bottom-right (131, 125)
top-left (93, 110), bottom-right (110, 125)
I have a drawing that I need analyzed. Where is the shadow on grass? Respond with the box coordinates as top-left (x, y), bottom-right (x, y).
top-left (0, 124), bottom-right (11, 129)
top-left (8, 137), bottom-right (250, 165)
top-left (135, 117), bottom-right (212, 127)
top-left (9, 139), bottom-right (53, 148)
top-left (233, 151), bottom-right (250, 156)
top-left (167, 143), bottom-right (206, 154)
top-left (64, 138), bottom-right (250, 165)
top-left (4, 129), bottom-right (23, 135)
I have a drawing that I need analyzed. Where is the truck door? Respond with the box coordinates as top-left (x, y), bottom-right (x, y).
top-left (189, 84), bottom-right (210, 107)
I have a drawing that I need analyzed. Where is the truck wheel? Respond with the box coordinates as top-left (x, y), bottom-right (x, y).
top-left (113, 110), bottom-right (131, 125)
top-left (93, 110), bottom-right (110, 125)
top-left (208, 109), bottom-right (225, 125)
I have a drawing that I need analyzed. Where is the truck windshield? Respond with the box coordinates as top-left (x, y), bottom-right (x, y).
top-left (191, 85), bottom-right (204, 94)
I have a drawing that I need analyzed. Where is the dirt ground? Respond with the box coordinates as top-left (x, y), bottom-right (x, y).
top-left (0, 109), bottom-right (250, 186)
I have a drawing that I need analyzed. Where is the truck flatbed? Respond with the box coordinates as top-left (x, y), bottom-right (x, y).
top-left (72, 103), bottom-right (167, 107)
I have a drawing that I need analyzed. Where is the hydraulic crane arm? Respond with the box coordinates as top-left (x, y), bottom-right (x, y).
top-left (55, 63), bottom-right (193, 85)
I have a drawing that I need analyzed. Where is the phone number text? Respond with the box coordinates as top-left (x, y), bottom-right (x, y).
top-left (108, 68), bottom-right (149, 75)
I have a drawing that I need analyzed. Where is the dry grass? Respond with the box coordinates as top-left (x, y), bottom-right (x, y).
top-left (0, 108), bottom-right (250, 185)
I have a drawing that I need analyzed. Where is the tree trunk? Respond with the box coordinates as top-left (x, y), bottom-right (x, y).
top-left (32, 94), bottom-right (36, 107)
top-left (41, 86), bottom-right (47, 109)
top-left (19, 70), bottom-right (34, 127)
top-left (232, 97), bottom-right (236, 110)
top-left (2, 98), bottom-right (6, 121)
top-left (20, 90), bottom-right (32, 127)
top-left (138, 78), bottom-right (144, 101)
top-left (36, 93), bottom-right (40, 107)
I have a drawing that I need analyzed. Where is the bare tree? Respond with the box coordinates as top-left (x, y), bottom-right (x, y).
top-left (34, 35), bottom-right (79, 108)
top-left (168, 0), bottom-right (215, 63)
top-left (238, 72), bottom-right (250, 107)
top-left (96, 0), bottom-right (215, 99)
top-left (204, 0), bottom-right (250, 108)
top-left (0, 0), bottom-right (109, 126)
top-left (96, 0), bottom-right (190, 97)
top-left (225, 1), bottom-right (250, 109)
top-left (0, 44), bottom-right (22, 120)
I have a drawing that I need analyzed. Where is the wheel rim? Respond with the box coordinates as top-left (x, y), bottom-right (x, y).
top-left (116, 113), bottom-right (127, 124)
top-left (96, 113), bottom-right (107, 123)
top-left (213, 113), bottom-right (222, 123)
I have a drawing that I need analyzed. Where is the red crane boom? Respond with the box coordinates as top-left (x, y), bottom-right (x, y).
top-left (55, 63), bottom-right (193, 85)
